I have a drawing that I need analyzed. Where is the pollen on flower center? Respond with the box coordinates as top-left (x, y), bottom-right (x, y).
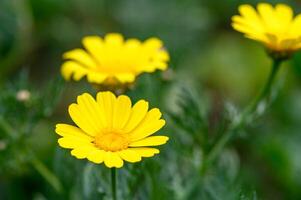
top-left (94, 132), bottom-right (129, 152)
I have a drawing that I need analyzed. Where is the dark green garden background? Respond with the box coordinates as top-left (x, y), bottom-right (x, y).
top-left (1, 0), bottom-right (301, 199)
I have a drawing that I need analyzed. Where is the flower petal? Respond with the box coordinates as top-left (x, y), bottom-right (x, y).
top-left (123, 100), bottom-right (149, 133)
top-left (237, 4), bottom-right (264, 33)
top-left (87, 72), bottom-right (108, 83)
top-left (257, 3), bottom-right (277, 31)
top-left (69, 93), bottom-right (106, 136)
top-left (58, 137), bottom-right (93, 149)
top-left (275, 4), bottom-right (293, 27)
top-left (112, 95), bottom-right (132, 130)
top-left (55, 124), bottom-right (92, 141)
top-left (61, 61), bottom-right (88, 81)
top-left (77, 93), bottom-right (107, 129)
top-left (97, 91), bottom-right (116, 129)
top-left (130, 148), bottom-right (160, 157)
top-left (104, 33), bottom-right (124, 47)
top-left (63, 49), bottom-right (97, 69)
top-left (104, 152), bottom-right (124, 168)
top-left (290, 14), bottom-right (301, 35)
top-left (129, 136), bottom-right (169, 147)
top-left (115, 73), bottom-right (136, 83)
top-left (87, 149), bottom-right (105, 164)
top-left (129, 108), bottom-right (165, 141)
top-left (71, 146), bottom-right (97, 159)
top-left (143, 38), bottom-right (163, 50)
top-left (82, 36), bottom-right (104, 65)
top-left (118, 149), bottom-right (141, 163)
top-left (125, 39), bottom-right (141, 49)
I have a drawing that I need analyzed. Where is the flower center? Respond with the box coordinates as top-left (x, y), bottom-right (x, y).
top-left (94, 132), bottom-right (129, 152)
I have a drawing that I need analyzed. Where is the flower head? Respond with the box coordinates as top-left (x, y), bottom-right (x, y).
top-left (61, 33), bottom-right (169, 85)
top-left (55, 91), bottom-right (168, 168)
top-left (232, 3), bottom-right (301, 57)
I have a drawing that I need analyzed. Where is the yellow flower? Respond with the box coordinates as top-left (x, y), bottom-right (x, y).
top-left (232, 3), bottom-right (301, 56)
top-left (55, 91), bottom-right (168, 168)
top-left (61, 33), bottom-right (169, 85)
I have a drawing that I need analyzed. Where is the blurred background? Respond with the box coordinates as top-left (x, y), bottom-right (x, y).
top-left (1, 0), bottom-right (301, 199)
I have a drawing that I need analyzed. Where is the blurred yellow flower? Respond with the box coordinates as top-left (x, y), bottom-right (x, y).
top-left (232, 3), bottom-right (301, 55)
top-left (61, 33), bottom-right (169, 85)
top-left (55, 91), bottom-right (168, 168)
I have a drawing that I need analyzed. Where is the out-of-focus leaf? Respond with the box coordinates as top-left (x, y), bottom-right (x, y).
top-left (167, 87), bottom-right (208, 147)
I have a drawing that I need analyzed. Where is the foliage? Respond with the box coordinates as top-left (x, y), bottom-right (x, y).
top-left (1, 0), bottom-right (301, 200)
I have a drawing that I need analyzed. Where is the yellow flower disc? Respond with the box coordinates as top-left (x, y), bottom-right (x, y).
top-left (232, 3), bottom-right (301, 55)
top-left (61, 33), bottom-right (169, 85)
top-left (55, 91), bottom-right (169, 168)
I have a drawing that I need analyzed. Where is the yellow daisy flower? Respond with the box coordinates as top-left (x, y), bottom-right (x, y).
top-left (232, 3), bottom-right (301, 56)
top-left (61, 33), bottom-right (169, 85)
top-left (55, 91), bottom-right (169, 168)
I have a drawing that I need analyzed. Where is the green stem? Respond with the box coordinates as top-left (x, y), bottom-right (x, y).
top-left (243, 59), bottom-right (282, 116)
top-left (111, 168), bottom-right (117, 200)
top-left (202, 59), bottom-right (283, 173)
top-left (30, 155), bottom-right (63, 193)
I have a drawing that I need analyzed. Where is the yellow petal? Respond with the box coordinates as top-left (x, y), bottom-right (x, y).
top-left (123, 100), bottom-right (149, 133)
top-left (104, 33), bottom-right (124, 47)
top-left (143, 38), bottom-right (163, 50)
top-left (77, 93), bottom-right (106, 129)
top-left (63, 49), bottom-right (97, 69)
top-left (118, 149), bottom-right (141, 162)
top-left (96, 91), bottom-right (116, 129)
top-left (115, 73), bottom-right (136, 83)
top-left (129, 136), bottom-right (169, 147)
top-left (155, 50), bottom-right (170, 61)
top-left (275, 4), bottom-right (293, 26)
top-left (58, 137), bottom-right (93, 149)
top-left (129, 108), bottom-right (165, 141)
top-left (55, 124), bottom-right (92, 141)
top-left (244, 33), bottom-right (269, 44)
top-left (71, 146), bottom-right (97, 159)
top-left (68, 93), bottom-right (105, 136)
top-left (232, 15), bottom-right (262, 34)
top-left (231, 21), bottom-right (267, 43)
top-left (87, 149), bottom-right (105, 164)
top-left (238, 4), bottom-right (264, 32)
top-left (87, 72), bottom-right (108, 83)
top-left (104, 152), bottom-right (124, 168)
top-left (290, 14), bottom-right (301, 35)
top-left (232, 20), bottom-right (253, 34)
top-left (68, 104), bottom-right (96, 136)
top-left (112, 95), bottom-right (132, 130)
top-left (82, 36), bottom-right (104, 65)
top-left (257, 3), bottom-right (278, 30)
top-left (125, 39), bottom-right (141, 49)
top-left (61, 61), bottom-right (87, 81)
top-left (150, 61), bottom-right (168, 71)
top-left (130, 148), bottom-right (160, 157)
top-left (239, 4), bottom-right (257, 18)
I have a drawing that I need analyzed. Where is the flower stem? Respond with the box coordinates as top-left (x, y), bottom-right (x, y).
top-left (111, 168), bottom-right (117, 200)
top-left (243, 59), bottom-right (282, 116)
top-left (202, 58), bottom-right (283, 173)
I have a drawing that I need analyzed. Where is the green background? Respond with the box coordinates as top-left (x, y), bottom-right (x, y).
top-left (1, 0), bottom-right (301, 199)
